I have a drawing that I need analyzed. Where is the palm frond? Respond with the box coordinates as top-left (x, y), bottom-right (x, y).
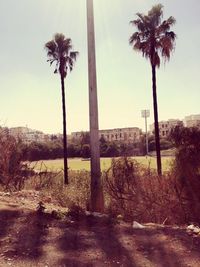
top-left (166, 31), bottom-right (176, 41)
top-left (54, 33), bottom-right (65, 46)
top-left (157, 16), bottom-right (176, 34)
top-left (129, 32), bottom-right (139, 45)
top-left (70, 51), bottom-right (79, 61)
top-left (148, 4), bottom-right (163, 19)
top-left (45, 41), bottom-right (56, 52)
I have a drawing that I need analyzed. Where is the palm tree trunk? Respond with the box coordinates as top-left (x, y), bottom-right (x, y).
top-left (151, 64), bottom-right (162, 176)
top-left (60, 75), bottom-right (68, 184)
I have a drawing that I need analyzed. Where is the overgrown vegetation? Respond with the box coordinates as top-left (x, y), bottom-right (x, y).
top-left (170, 126), bottom-right (200, 222)
top-left (104, 157), bottom-right (184, 224)
top-left (1, 125), bottom-right (200, 225)
top-left (0, 128), bottom-right (32, 190)
top-left (104, 126), bottom-right (200, 224)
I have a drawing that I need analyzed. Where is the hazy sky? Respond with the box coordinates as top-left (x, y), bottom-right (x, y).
top-left (0, 0), bottom-right (199, 134)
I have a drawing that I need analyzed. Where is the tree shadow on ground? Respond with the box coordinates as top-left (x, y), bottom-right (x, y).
top-left (2, 211), bottom-right (53, 260)
top-left (57, 258), bottom-right (94, 267)
top-left (59, 222), bottom-right (91, 252)
top-left (90, 223), bottom-right (137, 267)
top-left (123, 226), bottom-right (200, 267)
top-left (58, 218), bottom-right (137, 267)
top-left (0, 209), bottom-right (20, 239)
top-left (57, 221), bottom-right (95, 266)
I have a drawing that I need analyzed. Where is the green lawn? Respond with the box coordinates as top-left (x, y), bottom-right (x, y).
top-left (32, 156), bottom-right (173, 172)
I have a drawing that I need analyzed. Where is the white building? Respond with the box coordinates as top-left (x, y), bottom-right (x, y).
top-left (9, 127), bottom-right (51, 143)
top-left (184, 114), bottom-right (200, 128)
top-left (71, 127), bottom-right (142, 143)
top-left (150, 119), bottom-right (183, 138)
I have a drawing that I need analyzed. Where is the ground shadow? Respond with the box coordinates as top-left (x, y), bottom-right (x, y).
top-left (123, 226), bottom-right (200, 267)
top-left (57, 258), bottom-right (94, 267)
top-left (91, 223), bottom-right (137, 267)
top-left (58, 217), bottom-right (137, 267)
top-left (0, 209), bottom-right (20, 240)
top-left (3, 211), bottom-right (53, 260)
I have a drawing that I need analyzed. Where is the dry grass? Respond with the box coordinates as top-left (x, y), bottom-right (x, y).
top-left (24, 170), bottom-right (90, 210)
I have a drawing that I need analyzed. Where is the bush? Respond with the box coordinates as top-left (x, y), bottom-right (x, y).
top-left (170, 126), bottom-right (200, 222)
top-left (0, 129), bottom-right (32, 190)
top-left (104, 157), bottom-right (188, 224)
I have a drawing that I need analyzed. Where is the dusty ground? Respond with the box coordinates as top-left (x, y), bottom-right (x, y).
top-left (0, 191), bottom-right (200, 267)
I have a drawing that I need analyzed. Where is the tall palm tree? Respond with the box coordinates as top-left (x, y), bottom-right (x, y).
top-left (129, 4), bottom-right (176, 175)
top-left (45, 33), bottom-right (78, 184)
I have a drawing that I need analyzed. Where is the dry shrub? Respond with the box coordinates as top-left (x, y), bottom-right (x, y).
top-left (24, 168), bottom-right (90, 209)
top-left (170, 126), bottom-right (200, 223)
top-left (104, 157), bottom-right (187, 224)
top-left (24, 161), bottom-right (63, 191)
top-left (0, 129), bottom-right (34, 191)
top-left (45, 170), bottom-right (90, 209)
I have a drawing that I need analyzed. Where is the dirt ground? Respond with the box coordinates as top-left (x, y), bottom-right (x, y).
top-left (0, 191), bottom-right (200, 267)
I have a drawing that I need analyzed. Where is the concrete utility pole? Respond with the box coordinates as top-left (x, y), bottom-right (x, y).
top-left (86, 0), bottom-right (104, 212)
top-left (141, 109), bottom-right (150, 156)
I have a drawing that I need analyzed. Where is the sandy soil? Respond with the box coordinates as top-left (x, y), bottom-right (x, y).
top-left (0, 190), bottom-right (200, 267)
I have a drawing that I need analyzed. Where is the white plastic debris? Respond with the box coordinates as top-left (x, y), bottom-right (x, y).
top-left (117, 214), bottom-right (123, 220)
top-left (193, 227), bottom-right (200, 234)
top-left (187, 224), bottom-right (195, 231)
top-left (187, 224), bottom-right (200, 234)
top-left (93, 212), bottom-right (108, 218)
top-left (85, 211), bottom-right (108, 218)
top-left (132, 221), bottom-right (145, 229)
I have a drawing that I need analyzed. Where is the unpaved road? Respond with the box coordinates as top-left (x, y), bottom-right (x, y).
top-left (0, 191), bottom-right (200, 267)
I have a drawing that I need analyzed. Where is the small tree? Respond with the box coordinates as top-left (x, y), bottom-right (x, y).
top-left (45, 33), bottom-right (78, 184)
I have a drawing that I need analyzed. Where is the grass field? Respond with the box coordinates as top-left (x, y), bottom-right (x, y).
top-left (33, 156), bottom-right (174, 172)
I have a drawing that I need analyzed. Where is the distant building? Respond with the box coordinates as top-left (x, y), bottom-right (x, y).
top-left (100, 127), bottom-right (141, 142)
top-left (184, 114), bottom-right (200, 128)
top-left (9, 127), bottom-right (51, 143)
top-left (150, 119), bottom-right (183, 138)
top-left (72, 127), bottom-right (142, 143)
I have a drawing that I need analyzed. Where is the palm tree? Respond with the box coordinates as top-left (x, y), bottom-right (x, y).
top-left (45, 33), bottom-right (78, 184)
top-left (129, 4), bottom-right (176, 175)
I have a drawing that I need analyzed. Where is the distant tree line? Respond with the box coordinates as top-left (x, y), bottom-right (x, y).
top-left (19, 132), bottom-right (173, 162)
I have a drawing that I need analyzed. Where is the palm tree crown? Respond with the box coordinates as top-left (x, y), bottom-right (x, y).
top-left (45, 33), bottom-right (78, 78)
top-left (129, 4), bottom-right (176, 67)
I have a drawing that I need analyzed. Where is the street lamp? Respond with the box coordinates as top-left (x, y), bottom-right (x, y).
top-left (86, 0), bottom-right (104, 212)
top-left (141, 109), bottom-right (150, 156)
